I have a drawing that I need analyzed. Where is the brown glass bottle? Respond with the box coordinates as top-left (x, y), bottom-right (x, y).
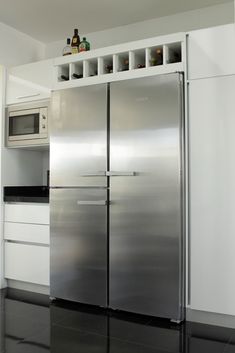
top-left (71, 29), bottom-right (80, 54)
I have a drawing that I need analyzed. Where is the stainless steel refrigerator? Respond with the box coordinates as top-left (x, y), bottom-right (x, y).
top-left (50, 73), bottom-right (185, 322)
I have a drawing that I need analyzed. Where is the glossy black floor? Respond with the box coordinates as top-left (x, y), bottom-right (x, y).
top-left (0, 288), bottom-right (235, 353)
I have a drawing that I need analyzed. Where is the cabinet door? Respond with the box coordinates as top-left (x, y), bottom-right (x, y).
top-left (188, 24), bottom-right (235, 79)
top-left (189, 75), bottom-right (235, 315)
top-left (6, 59), bottom-right (53, 105)
top-left (5, 243), bottom-right (49, 286)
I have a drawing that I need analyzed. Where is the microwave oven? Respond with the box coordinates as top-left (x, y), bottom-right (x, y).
top-left (6, 100), bottom-right (49, 147)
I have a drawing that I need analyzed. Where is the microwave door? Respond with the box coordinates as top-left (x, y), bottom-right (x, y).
top-left (8, 111), bottom-right (41, 141)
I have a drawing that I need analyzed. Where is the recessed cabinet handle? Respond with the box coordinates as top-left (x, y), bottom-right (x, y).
top-left (17, 93), bottom-right (41, 99)
top-left (77, 200), bottom-right (107, 206)
top-left (106, 171), bottom-right (135, 176)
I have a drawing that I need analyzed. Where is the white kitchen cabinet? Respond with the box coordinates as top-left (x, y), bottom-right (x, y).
top-left (188, 24), bottom-right (235, 80)
top-left (4, 222), bottom-right (49, 245)
top-left (4, 203), bottom-right (50, 287)
top-left (5, 242), bottom-right (49, 286)
top-left (189, 75), bottom-right (235, 316)
top-left (5, 203), bottom-right (49, 224)
top-left (6, 59), bottom-right (54, 105)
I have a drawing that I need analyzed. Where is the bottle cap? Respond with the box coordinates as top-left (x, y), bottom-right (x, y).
top-left (74, 28), bottom-right (78, 34)
top-left (67, 38), bottom-right (71, 44)
top-left (83, 37), bottom-right (86, 40)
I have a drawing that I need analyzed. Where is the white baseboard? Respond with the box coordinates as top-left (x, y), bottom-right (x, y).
top-left (7, 279), bottom-right (49, 295)
top-left (186, 308), bottom-right (235, 328)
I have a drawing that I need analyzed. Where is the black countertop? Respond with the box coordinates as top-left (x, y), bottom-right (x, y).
top-left (4, 186), bottom-right (49, 203)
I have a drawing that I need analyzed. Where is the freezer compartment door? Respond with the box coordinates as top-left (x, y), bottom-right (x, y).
top-left (50, 84), bottom-right (108, 187)
top-left (109, 74), bottom-right (184, 320)
top-left (50, 188), bottom-right (107, 306)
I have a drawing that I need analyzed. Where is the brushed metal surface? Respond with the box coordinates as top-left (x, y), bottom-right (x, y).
top-left (109, 74), bottom-right (184, 320)
top-left (77, 200), bottom-right (107, 206)
top-left (50, 84), bottom-right (107, 187)
top-left (50, 188), bottom-right (107, 306)
top-left (106, 171), bottom-right (135, 176)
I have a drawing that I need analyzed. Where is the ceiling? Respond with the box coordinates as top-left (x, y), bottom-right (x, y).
top-left (0, 0), bottom-right (231, 43)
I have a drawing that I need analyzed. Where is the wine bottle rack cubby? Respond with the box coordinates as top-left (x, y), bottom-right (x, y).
top-left (54, 33), bottom-right (185, 88)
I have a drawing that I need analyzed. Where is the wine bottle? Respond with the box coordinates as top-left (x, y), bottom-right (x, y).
top-left (71, 29), bottom-right (80, 54)
top-left (155, 48), bottom-right (163, 65)
top-left (137, 64), bottom-right (145, 69)
top-left (150, 48), bottom-right (163, 66)
top-left (62, 38), bottom-right (72, 56)
top-left (122, 59), bottom-right (129, 71)
top-left (72, 73), bottom-right (83, 79)
top-left (79, 37), bottom-right (90, 52)
top-left (60, 75), bottom-right (69, 81)
top-left (105, 64), bottom-right (113, 73)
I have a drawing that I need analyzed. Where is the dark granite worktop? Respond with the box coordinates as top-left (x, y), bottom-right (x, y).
top-left (4, 186), bottom-right (49, 203)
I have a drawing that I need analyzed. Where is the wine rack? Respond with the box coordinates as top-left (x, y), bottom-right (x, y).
top-left (70, 62), bottom-right (83, 80)
top-left (54, 33), bottom-right (185, 88)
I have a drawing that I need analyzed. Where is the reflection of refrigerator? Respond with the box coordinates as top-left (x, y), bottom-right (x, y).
top-left (50, 73), bottom-right (185, 321)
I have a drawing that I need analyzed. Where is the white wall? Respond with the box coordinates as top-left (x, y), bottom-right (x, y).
top-left (0, 21), bottom-right (45, 67)
top-left (45, 2), bottom-right (234, 58)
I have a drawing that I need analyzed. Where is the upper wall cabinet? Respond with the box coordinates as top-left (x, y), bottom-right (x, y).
top-left (188, 24), bottom-right (235, 80)
top-left (6, 59), bottom-right (54, 105)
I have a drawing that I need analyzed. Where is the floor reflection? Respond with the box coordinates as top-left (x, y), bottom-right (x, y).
top-left (1, 288), bottom-right (235, 352)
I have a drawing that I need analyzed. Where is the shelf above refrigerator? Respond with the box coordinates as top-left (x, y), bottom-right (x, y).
top-left (53, 32), bottom-right (186, 89)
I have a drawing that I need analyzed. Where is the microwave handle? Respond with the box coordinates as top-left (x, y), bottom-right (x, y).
top-left (16, 93), bottom-right (40, 99)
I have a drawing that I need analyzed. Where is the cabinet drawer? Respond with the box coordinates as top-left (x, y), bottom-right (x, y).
top-left (4, 222), bottom-right (50, 245)
top-left (5, 243), bottom-right (49, 286)
top-left (4, 204), bottom-right (49, 224)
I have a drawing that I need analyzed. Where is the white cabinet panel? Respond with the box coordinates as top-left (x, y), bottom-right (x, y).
top-left (188, 24), bottom-right (235, 79)
top-left (5, 204), bottom-right (49, 225)
top-left (5, 243), bottom-right (49, 286)
top-left (4, 222), bottom-right (50, 245)
top-left (6, 59), bottom-right (53, 105)
top-left (189, 75), bottom-right (235, 315)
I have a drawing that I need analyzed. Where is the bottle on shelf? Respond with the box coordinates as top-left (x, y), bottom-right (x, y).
top-left (105, 64), bottom-right (113, 74)
top-left (72, 73), bottom-right (83, 79)
top-left (60, 74), bottom-right (69, 81)
top-left (62, 38), bottom-right (72, 56)
top-left (137, 64), bottom-right (145, 69)
top-left (150, 48), bottom-right (163, 66)
top-left (71, 28), bottom-right (80, 54)
top-left (79, 37), bottom-right (90, 52)
top-left (122, 59), bottom-right (129, 71)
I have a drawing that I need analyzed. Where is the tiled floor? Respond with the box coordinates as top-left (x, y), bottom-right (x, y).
top-left (0, 288), bottom-right (235, 352)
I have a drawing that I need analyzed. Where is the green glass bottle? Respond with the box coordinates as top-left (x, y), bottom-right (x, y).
top-left (79, 37), bottom-right (90, 52)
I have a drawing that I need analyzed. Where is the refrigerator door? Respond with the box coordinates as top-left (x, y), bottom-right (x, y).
top-left (50, 84), bottom-right (108, 187)
top-left (109, 74), bottom-right (184, 320)
top-left (50, 188), bottom-right (107, 306)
